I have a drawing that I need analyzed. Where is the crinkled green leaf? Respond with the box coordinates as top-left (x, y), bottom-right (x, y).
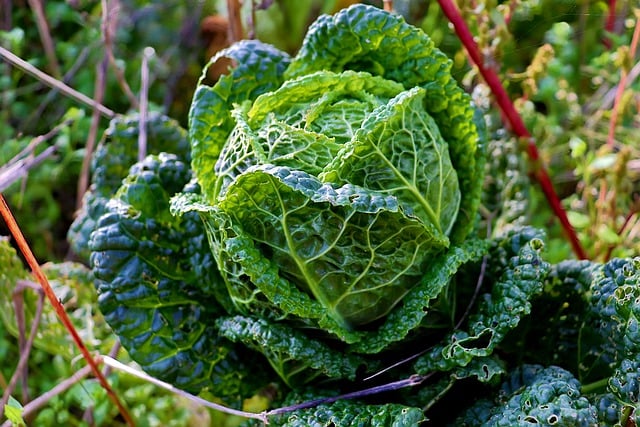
top-left (347, 237), bottom-right (488, 354)
top-left (322, 85), bottom-right (460, 237)
top-left (586, 257), bottom-right (640, 369)
top-left (285, 3), bottom-right (484, 244)
top-left (457, 365), bottom-right (598, 427)
top-left (265, 399), bottom-right (426, 427)
top-left (609, 358), bottom-right (640, 406)
top-left (214, 70), bottom-right (404, 198)
top-left (593, 393), bottom-right (624, 425)
top-left (173, 193), bottom-right (489, 352)
top-left (171, 193), bottom-right (331, 324)
top-left (218, 164), bottom-right (447, 329)
top-left (502, 259), bottom-right (597, 376)
top-left (89, 153), bottom-right (264, 397)
top-left (68, 112), bottom-right (190, 261)
top-left (414, 227), bottom-right (549, 374)
top-left (217, 315), bottom-right (371, 387)
top-left (189, 40), bottom-right (291, 202)
top-left (400, 356), bottom-right (504, 416)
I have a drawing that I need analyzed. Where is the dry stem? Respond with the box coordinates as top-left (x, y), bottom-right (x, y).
top-left (26, 0), bottom-right (61, 78)
top-left (0, 46), bottom-right (115, 118)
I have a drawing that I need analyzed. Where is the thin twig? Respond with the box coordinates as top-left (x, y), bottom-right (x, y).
top-left (266, 375), bottom-right (427, 417)
top-left (226, 0), bottom-right (244, 43)
top-left (604, 0), bottom-right (618, 48)
top-left (363, 349), bottom-right (432, 382)
top-left (606, 9), bottom-right (640, 147)
top-left (437, 0), bottom-right (587, 260)
top-left (0, 0), bottom-right (11, 31)
top-left (76, 56), bottom-right (108, 209)
top-left (0, 364), bottom-right (94, 427)
top-left (0, 46), bottom-right (115, 118)
top-left (138, 47), bottom-right (153, 162)
top-left (22, 44), bottom-right (94, 132)
top-left (26, 0), bottom-right (62, 78)
top-left (81, 341), bottom-right (122, 423)
top-left (0, 196), bottom-right (135, 426)
top-left (1, 281), bottom-right (45, 412)
top-left (0, 146), bottom-right (56, 193)
top-left (0, 118), bottom-right (73, 192)
top-left (455, 254), bottom-right (489, 330)
top-left (100, 356), bottom-right (268, 423)
top-left (103, 0), bottom-right (139, 108)
top-left (584, 60), bottom-right (640, 119)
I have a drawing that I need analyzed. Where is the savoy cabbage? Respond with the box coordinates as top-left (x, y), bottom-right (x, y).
top-left (81, 4), bottom-right (640, 425)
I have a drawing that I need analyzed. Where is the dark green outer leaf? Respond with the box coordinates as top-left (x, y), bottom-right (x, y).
top-left (68, 112), bottom-right (190, 261)
top-left (89, 154), bottom-right (264, 397)
top-left (414, 227), bottom-right (549, 374)
top-left (188, 40), bottom-right (291, 202)
top-left (461, 365), bottom-right (598, 427)
top-left (587, 257), bottom-right (640, 367)
top-left (286, 3), bottom-right (485, 244)
top-left (217, 315), bottom-right (371, 387)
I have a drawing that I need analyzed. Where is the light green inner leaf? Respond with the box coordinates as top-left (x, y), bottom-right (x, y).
top-left (322, 86), bottom-right (460, 236)
top-left (219, 164), bottom-right (448, 329)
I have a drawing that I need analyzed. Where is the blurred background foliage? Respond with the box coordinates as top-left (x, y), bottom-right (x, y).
top-left (1, 0), bottom-right (639, 425)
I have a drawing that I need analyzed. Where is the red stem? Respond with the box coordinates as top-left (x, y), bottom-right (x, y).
top-left (0, 195), bottom-right (135, 426)
top-left (603, 0), bottom-right (617, 48)
top-left (437, 0), bottom-right (588, 260)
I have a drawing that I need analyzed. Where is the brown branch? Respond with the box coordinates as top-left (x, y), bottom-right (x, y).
top-left (226, 0), bottom-right (244, 43)
top-left (437, 0), bottom-right (588, 259)
top-left (26, 0), bottom-right (62, 78)
top-left (76, 55), bottom-right (108, 209)
top-left (0, 196), bottom-right (135, 426)
top-left (0, 46), bottom-right (115, 118)
top-left (0, 143), bottom-right (57, 192)
top-left (103, 0), bottom-right (139, 108)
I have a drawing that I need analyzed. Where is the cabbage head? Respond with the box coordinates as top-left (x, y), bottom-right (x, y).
top-left (91, 3), bottom-right (517, 412)
top-left (178, 4), bottom-right (486, 332)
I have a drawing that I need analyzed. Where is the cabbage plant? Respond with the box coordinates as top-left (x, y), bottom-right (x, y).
top-left (89, 4), bottom-right (553, 424)
top-left (181, 2), bottom-right (486, 331)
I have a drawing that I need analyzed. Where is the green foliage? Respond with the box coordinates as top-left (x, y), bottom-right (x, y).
top-left (264, 399), bottom-right (427, 426)
top-left (456, 365), bottom-right (598, 426)
top-left (89, 153), bottom-right (267, 399)
top-left (68, 112), bottom-right (190, 261)
top-left (4, 396), bottom-right (26, 427)
top-left (0, 237), bottom-right (115, 358)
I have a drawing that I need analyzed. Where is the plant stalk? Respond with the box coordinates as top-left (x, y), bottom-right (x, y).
top-left (0, 195), bottom-right (135, 426)
top-left (437, 0), bottom-right (588, 259)
top-left (0, 46), bottom-right (115, 118)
